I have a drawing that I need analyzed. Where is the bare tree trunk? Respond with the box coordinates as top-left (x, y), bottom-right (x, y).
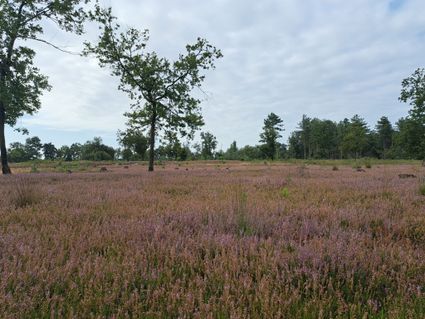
top-left (148, 107), bottom-right (157, 172)
top-left (0, 102), bottom-right (11, 174)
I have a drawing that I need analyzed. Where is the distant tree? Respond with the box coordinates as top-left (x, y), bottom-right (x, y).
top-left (309, 119), bottom-right (338, 159)
top-left (24, 136), bottom-right (42, 160)
top-left (400, 68), bottom-right (425, 121)
top-left (238, 145), bottom-right (262, 161)
top-left (336, 118), bottom-right (350, 159)
top-left (200, 132), bottom-right (217, 159)
top-left (341, 115), bottom-right (369, 159)
top-left (117, 129), bottom-right (148, 160)
top-left (43, 142), bottom-right (57, 160)
top-left (69, 143), bottom-right (82, 160)
top-left (392, 117), bottom-right (424, 159)
top-left (0, 0), bottom-right (92, 174)
top-left (58, 145), bottom-right (73, 161)
top-left (81, 137), bottom-right (115, 161)
top-left (224, 141), bottom-right (239, 160)
top-left (299, 115), bottom-right (311, 159)
top-left (288, 131), bottom-right (303, 159)
top-left (8, 142), bottom-right (27, 162)
top-left (84, 5), bottom-right (222, 171)
top-left (375, 116), bottom-right (394, 159)
top-left (259, 113), bottom-right (284, 160)
top-left (399, 68), bottom-right (425, 159)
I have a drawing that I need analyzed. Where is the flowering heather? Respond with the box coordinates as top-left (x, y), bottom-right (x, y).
top-left (0, 162), bottom-right (424, 318)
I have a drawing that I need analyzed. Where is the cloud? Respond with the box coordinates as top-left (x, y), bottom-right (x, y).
top-left (9, 0), bottom-right (425, 149)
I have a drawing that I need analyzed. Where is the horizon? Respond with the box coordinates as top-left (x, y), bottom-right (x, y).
top-left (6, 0), bottom-right (425, 149)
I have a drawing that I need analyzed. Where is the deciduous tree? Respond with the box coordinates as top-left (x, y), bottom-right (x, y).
top-left (84, 5), bottom-right (222, 171)
top-left (0, 0), bottom-right (91, 174)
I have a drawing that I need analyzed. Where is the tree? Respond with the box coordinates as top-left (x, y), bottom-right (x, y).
top-left (224, 141), bottom-right (238, 160)
top-left (43, 142), bottom-right (57, 160)
top-left (81, 137), bottom-right (115, 161)
top-left (58, 145), bottom-right (73, 161)
top-left (399, 68), bottom-right (425, 159)
top-left (375, 116), bottom-right (393, 159)
top-left (200, 131), bottom-right (217, 159)
top-left (299, 115), bottom-right (311, 159)
top-left (84, 5), bottom-right (222, 171)
top-left (24, 136), bottom-right (42, 160)
top-left (341, 115), bottom-right (369, 159)
top-left (70, 143), bottom-right (82, 160)
top-left (288, 131), bottom-right (303, 159)
top-left (400, 68), bottom-right (425, 121)
top-left (117, 128), bottom-right (148, 160)
top-left (0, 0), bottom-right (91, 174)
top-left (8, 142), bottom-right (27, 162)
top-left (259, 113), bottom-right (284, 160)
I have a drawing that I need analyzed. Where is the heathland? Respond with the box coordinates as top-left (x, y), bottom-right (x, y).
top-left (0, 161), bottom-right (424, 318)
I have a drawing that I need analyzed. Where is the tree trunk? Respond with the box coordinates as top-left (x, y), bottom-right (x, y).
top-left (148, 107), bottom-right (157, 172)
top-left (0, 102), bottom-right (11, 174)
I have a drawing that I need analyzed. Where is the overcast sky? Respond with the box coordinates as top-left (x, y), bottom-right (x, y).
top-left (7, 0), bottom-right (425, 149)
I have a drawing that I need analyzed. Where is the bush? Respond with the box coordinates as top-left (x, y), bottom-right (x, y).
top-left (364, 159), bottom-right (372, 169)
top-left (11, 177), bottom-right (41, 208)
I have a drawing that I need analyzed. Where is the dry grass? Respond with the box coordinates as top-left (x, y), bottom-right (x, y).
top-left (0, 162), bottom-right (424, 318)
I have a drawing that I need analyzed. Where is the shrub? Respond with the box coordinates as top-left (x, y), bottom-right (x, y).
top-left (280, 187), bottom-right (289, 198)
top-left (11, 177), bottom-right (42, 208)
top-left (232, 186), bottom-right (252, 236)
top-left (364, 159), bottom-right (372, 169)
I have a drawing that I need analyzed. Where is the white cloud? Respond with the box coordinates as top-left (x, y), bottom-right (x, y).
top-left (11, 0), bottom-right (425, 148)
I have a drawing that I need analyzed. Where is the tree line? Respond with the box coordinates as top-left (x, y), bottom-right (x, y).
top-left (1, 1), bottom-right (424, 173)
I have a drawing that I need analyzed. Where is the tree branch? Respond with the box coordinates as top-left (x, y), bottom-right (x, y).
top-left (25, 37), bottom-right (80, 55)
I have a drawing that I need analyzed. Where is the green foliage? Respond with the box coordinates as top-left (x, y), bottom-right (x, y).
top-left (341, 115), bottom-right (369, 159)
top-left (30, 162), bottom-right (39, 173)
top-left (376, 116), bottom-right (394, 159)
top-left (400, 68), bottom-right (425, 122)
top-left (24, 136), bottom-right (42, 160)
top-left (43, 142), bottom-right (57, 160)
top-left (200, 131), bottom-right (217, 159)
top-left (117, 128), bottom-right (148, 160)
top-left (259, 113), bottom-right (284, 160)
top-left (280, 187), bottom-right (289, 198)
top-left (397, 69), bottom-right (425, 160)
top-left (81, 137), bottom-right (115, 161)
top-left (364, 159), bottom-right (372, 169)
top-left (84, 5), bottom-right (222, 171)
top-left (0, 0), bottom-right (92, 173)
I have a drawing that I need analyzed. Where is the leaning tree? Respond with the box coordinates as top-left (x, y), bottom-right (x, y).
top-left (0, 0), bottom-right (91, 174)
top-left (84, 5), bottom-right (222, 171)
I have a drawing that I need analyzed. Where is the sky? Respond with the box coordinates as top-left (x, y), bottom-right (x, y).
top-left (7, 0), bottom-right (425, 150)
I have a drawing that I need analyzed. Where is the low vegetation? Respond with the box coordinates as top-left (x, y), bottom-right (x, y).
top-left (0, 162), bottom-right (424, 318)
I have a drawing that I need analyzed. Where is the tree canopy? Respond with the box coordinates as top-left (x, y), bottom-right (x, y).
top-left (84, 5), bottom-right (222, 171)
top-left (0, 0), bottom-right (91, 173)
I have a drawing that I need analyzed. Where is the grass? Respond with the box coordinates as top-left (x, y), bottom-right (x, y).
top-left (0, 161), bottom-right (424, 318)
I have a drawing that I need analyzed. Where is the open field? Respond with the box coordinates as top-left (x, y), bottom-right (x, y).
top-left (0, 162), bottom-right (424, 318)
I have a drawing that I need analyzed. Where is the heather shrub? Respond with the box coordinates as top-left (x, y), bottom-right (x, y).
top-left (232, 185), bottom-right (252, 236)
top-left (10, 177), bottom-right (42, 208)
